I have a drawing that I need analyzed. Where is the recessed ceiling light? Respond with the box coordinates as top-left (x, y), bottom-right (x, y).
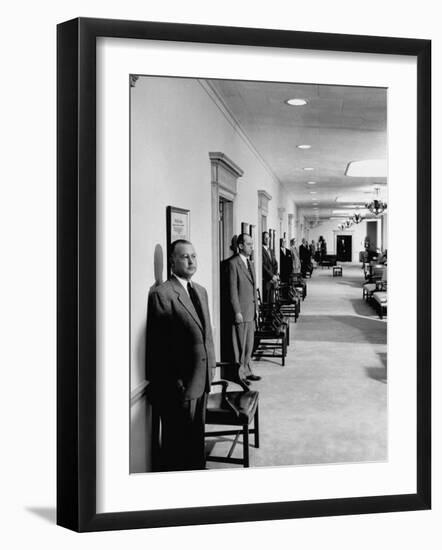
top-left (286, 98), bottom-right (307, 106)
top-left (297, 144), bottom-right (311, 149)
top-left (303, 167), bottom-right (314, 171)
top-left (309, 191), bottom-right (317, 194)
top-left (307, 181), bottom-right (316, 185)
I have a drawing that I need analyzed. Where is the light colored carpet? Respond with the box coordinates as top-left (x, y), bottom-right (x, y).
top-left (206, 263), bottom-right (387, 469)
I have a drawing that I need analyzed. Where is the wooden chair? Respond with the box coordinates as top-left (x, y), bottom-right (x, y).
top-left (276, 282), bottom-right (300, 321)
top-left (205, 362), bottom-right (259, 468)
top-left (252, 291), bottom-right (288, 366)
top-left (362, 265), bottom-right (385, 300)
top-left (257, 288), bottom-right (290, 345)
top-left (372, 280), bottom-right (387, 319)
top-left (291, 273), bottom-right (307, 300)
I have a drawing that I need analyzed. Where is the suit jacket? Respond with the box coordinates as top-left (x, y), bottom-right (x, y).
top-left (146, 277), bottom-right (215, 401)
top-left (262, 246), bottom-right (278, 284)
top-left (299, 244), bottom-right (311, 262)
top-left (290, 245), bottom-right (301, 273)
top-left (226, 254), bottom-right (256, 323)
top-left (279, 247), bottom-right (293, 282)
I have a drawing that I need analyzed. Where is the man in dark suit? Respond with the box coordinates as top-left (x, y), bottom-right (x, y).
top-left (279, 238), bottom-right (293, 283)
top-left (299, 238), bottom-right (311, 278)
top-left (146, 239), bottom-right (215, 471)
top-left (262, 231), bottom-right (278, 302)
top-left (225, 233), bottom-right (261, 383)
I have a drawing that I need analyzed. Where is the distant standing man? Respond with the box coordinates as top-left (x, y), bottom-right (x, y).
top-left (262, 231), bottom-right (278, 302)
top-left (299, 238), bottom-right (310, 278)
top-left (146, 239), bottom-right (215, 471)
top-left (226, 233), bottom-right (261, 383)
top-left (290, 238), bottom-right (302, 274)
top-left (279, 238), bottom-right (293, 283)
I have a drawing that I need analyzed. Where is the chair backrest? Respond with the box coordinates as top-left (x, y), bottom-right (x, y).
top-left (372, 265), bottom-right (385, 279)
top-left (256, 288), bottom-right (263, 308)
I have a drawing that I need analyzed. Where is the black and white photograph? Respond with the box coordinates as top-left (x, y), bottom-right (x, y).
top-left (130, 76), bottom-right (389, 474)
top-left (2, 0), bottom-right (437, 545)
top-left (52, 12), bottom-right (431, 536)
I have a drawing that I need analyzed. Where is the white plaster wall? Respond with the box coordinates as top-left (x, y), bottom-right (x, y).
top-left (130, 76), bottom-right (296, 390)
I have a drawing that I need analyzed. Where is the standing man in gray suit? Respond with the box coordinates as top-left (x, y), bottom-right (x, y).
top-left (146, 239), bottom-right (215, 471)
top-left (226, 233), bottom-right (261, 383)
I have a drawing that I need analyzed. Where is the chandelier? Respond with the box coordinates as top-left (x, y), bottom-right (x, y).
top-left (338, 220), bottom-right (353, 231)
top-left (366, 187), bottom-right (387, 216)
top-left (352, 213), bottom-right (363, 224)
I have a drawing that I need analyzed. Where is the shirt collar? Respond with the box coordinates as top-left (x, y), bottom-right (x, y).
top-left (172, 273), bottom-right (191, 294)
top-left (239, 253), bottom-right (249, 265)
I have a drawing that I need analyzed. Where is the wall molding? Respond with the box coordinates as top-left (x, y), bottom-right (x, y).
top-left (199, 79), bottom-right (299, 220)
top-left (200, 80), bottom-right (282, 186)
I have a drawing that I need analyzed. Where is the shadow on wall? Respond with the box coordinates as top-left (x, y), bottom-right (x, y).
top-left (131, 244), bottom-right (165, 473)
top-left (135, 244), bottom-right (165, 374)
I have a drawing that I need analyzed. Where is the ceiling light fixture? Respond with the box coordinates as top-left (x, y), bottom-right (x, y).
top-left (345, 159), bottom-right (387, 177)
top-left (352, 213), bottom-right (364, 224)
top-left (297, 144), bottom-right (311, 149)
top-left (286, 98), bottom-right (307, 106)
top-left (303, 167), bottom-right (314, 171)
top-left (366, 187), bottom-right (387, 216)
top-left (307, 181), bottom-right (316, 185)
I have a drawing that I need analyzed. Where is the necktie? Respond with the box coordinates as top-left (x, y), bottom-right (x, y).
top-left (247, 259), bottom-right (254, 283)
top-left (187, 282), bottom-right (205, 329)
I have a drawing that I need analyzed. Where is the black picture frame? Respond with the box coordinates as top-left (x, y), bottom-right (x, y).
top-left (166, 205), bottom-right (190, 276)
top-left (57, 17), bottom-right (431, 532)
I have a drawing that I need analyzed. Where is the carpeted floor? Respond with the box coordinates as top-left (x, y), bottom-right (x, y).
top-left (206, 263), bottom-right (387, 469)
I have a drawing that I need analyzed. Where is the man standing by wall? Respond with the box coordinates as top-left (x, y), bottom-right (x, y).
top-left (290, 237), bottom-right (302, 275)
top-left (226, 233), bottom-right (261, 383)
top-left (300, 238), bottom-right (311, 278)
top-left (279, 237), bottom-right (293, 283)
top-left (145, 239), bottom-right (215, 471)
top-left (262, 231), bottom-right (278, 302)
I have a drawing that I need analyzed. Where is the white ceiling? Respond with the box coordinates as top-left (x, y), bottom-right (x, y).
top-left (207, 79), bottom-right (387, 222)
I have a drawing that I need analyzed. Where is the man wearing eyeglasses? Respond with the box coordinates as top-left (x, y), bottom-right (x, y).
top-left (146, 239), bottom-right (215, 471)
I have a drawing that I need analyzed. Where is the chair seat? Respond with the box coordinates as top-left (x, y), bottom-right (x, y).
top-left (255, 328), bottom-right (285, 338)
top-left (207, 390), bottom-right (259, 425)
top-left (373, 291), bottom-right (387, 304)
top-left (363, 283), bottom-right (376, 291)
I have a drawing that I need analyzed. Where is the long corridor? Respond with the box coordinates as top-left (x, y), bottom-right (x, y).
top-left (207, 263), bottom-right (387, 469)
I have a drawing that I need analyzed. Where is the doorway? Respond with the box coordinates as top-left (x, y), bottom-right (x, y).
top-left (218, 197), bottom-right (234, 262)
top-left (336, 235), bottom-right (352, 262)
top-left (366, 221), bottom-right (378, 252)
top-left (219, 196), bottom-right (234, 361)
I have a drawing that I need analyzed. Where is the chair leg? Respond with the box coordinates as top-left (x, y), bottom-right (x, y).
top-left (243, 424), bottom-right (250, 467)
top-left (254, 405), bottom-right (260, 448)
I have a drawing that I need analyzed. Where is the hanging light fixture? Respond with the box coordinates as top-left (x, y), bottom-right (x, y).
top-left (352, 213), bottom-right (363, 224)
top-left (345, 219), bottom-right (353, 229)
top-left (366, 187), bottom-right (387, 216)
